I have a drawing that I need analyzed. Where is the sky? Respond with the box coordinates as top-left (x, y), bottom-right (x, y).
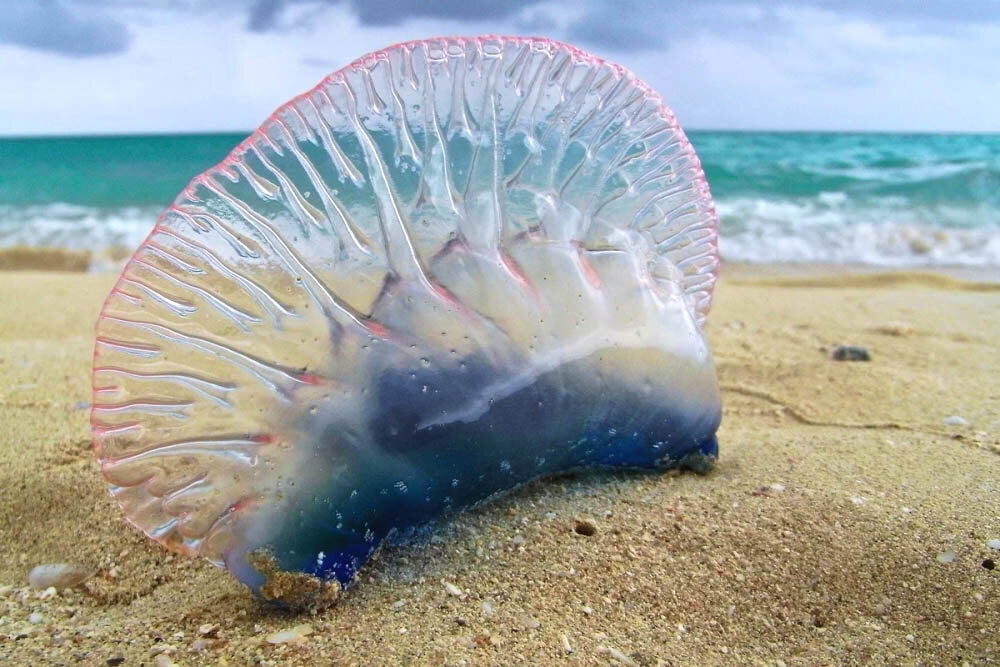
top-left (1, 0), bottom-right (999, 136)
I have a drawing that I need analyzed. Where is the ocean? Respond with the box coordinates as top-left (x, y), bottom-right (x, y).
top-left (1, 131), bottom-right (998, 268)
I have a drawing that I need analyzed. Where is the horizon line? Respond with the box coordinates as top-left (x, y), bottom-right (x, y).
top-left (3, 127), bottom-right (1000, 140)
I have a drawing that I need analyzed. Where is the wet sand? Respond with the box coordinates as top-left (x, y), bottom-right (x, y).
top-left (0, 266), bottom-right (998, 665)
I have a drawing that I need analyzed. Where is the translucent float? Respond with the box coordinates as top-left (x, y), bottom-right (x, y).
top-left (91, 36), bottom-right (721, 607)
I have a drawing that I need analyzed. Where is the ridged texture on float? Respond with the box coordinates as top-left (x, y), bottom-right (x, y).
top-left (91, 36), bottom-right (718, 565)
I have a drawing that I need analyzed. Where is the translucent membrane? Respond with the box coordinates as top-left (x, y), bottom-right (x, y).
top-left (92, 35), bottom-right (721, 606)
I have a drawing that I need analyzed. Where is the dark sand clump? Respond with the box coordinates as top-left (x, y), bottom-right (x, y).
top-left (0, 246), bottom-right (91, 272)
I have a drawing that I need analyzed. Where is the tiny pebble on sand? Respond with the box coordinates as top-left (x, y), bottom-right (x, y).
top-left (27, 563), bottom-right (94, 590)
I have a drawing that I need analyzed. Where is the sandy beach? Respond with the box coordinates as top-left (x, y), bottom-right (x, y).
top-left (0, 265), bottom-right (997, 665)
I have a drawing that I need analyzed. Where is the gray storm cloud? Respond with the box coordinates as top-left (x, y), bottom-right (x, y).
top-left (0, 0), bottom-right (131, 56)
top-left (3, 0), bottom-right (998, 58)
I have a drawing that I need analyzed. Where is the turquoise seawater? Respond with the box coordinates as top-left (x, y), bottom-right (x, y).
top-left (1, 131), bottom-right (998, 266)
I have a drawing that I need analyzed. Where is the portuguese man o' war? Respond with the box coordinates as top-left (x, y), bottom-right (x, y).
top-left (91, 36), bottom-right (722, 607)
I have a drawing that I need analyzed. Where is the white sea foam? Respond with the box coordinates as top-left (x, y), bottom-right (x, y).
top-left (0, 203), bottom-right (157, 254)
top-left (716, 196), bottom-right (1000, 267)
top-left (3, 199), bottom-right (1000, 269)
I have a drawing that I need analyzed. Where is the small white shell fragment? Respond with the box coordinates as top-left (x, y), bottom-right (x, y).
top-left (27, 563), bottom-right (94, 590)
top-left (598, 645), bottom-right (639, 666)
top-left (561, 633), bottom-right (573, 654)
top-left (443, 581), bottom-right (463, 597)
top-left (942, 415), bottom-right (969, 426)
top-left (937, 551), bottom-right (956, 564)
top-left (986, 539), bottom-right (1000, 550)
top-left (517, 613), bottom-right (541, 630)
top-left (198, 623), bottom-right (219, 637)
top-left (266, 624), bottom-right (313, 644)
top-left (189, 638), bottom-right (212, 652)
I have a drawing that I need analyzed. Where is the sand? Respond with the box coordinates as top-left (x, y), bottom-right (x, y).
top-left (0, 247), bottom-right (91, 272)
top-left (0, 266), bottom-right (998, 665)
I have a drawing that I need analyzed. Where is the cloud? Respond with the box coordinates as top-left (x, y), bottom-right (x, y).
top-left (10, 1), bottom-right (999, 58)
top-left (804, 0), bottom-right (1000, 25)
top-left (2, 0), bottom-right (999, 133)
top-left (242, 0), bottom-right (548, 32)
top-left (0, 0), bottom-right (130, 56)
top-left (349, 0), bottom-right (544, 27)
top-left (239, 0), bottom-right (670, 52)
top-left (566, 1), bottom-right (668, 52)
top-left (247, 0), bottom-right (286, 32)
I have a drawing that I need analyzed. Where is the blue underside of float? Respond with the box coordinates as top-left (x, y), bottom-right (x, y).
top-left (230, 349), bottom-right (721, 595)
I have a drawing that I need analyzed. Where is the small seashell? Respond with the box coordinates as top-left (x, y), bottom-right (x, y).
top-left (443, 581), bottom-right (464, 597)
top-left (598, 645), bottom-right (639, 666)
top-left (198, 623), bottom-right (219, 637)
top-left (150, 644), bottom-right (176, 656)
top-left (265, 624), bottom-right (313, 645)
top-left (942, 415), bottom-right (970, 426)
top-left (27, 563), bottom-right (95, 590)
top-left (516, 613), bottom-right (540, 630)
top-left (189, 638), bottom-right (213, 652)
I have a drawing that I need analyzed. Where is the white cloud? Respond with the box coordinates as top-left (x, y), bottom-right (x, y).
top-left (0, 1), bottom-right (998, 135)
